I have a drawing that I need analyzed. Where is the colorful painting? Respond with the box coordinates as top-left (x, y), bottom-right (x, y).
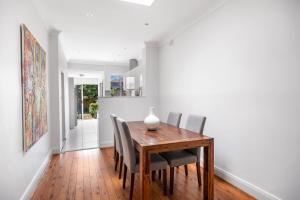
top-left (21, 24), bottom-right (48, 152)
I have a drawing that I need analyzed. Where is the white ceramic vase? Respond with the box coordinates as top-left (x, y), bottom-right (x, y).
top-left (144, 107), bottom-right (160, 131)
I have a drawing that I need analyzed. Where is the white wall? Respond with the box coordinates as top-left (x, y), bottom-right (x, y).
top-left (124, 65), bottom-right (145, 92)
top-left (74, 78), bottom-right (101, 85)
top-left (62, 73), bottom-right (70, 139)
top-left (0, 0), bottom-right (52, 199)
top-left (59, 41), bottom-right (69, 141)
top-left (49, 32), bottom-right (67, 153)
top-left (144, 43), bottom-right (159, 108)
top-left (98, 97), bottom-right (155, 146)
top-left (159, 1), bottom-right (300, 200)
top-left (68, 78), bottom-right (76, 129)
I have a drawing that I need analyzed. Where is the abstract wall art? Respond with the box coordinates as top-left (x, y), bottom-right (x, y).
top-left (21, 24), bottom-right (48, 152)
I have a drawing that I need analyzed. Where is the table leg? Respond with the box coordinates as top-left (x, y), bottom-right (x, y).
top-left (140, 148), bottom-right (150, 200)
top-left (204, 141), bottom-right (214, 200)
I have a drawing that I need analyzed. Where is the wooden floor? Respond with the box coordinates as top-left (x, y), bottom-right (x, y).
top-left (31, 148), bottom-right (255, 200)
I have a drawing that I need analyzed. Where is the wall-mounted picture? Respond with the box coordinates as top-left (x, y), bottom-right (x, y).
top-left (110, 75), bottom-right (123, 96)
top-left (21, 24), bottom-right (48, 152)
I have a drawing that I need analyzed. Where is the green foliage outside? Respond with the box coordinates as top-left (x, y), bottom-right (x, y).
top-left (82, 85), bottom-right (98, 113)
top-left (83, 85), bottom-right (98, 101)
top-left (89, 103), bottom-right (99, 118)
top-left (110, 88), bottom-right (116, 96)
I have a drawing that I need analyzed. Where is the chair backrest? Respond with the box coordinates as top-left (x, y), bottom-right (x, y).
top-left (110, 114), bottom-right (123, 155)
top-left (167, 112), bottom-right (182, 128)
top-left (116, 118), bottom-right (137, 172)
top-left (185, 114), bottom-right (206, 162)
top-left (186, 114), bottom-right (206, 134)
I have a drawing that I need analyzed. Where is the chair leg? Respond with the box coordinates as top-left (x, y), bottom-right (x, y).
top-left (151, 171), bottom-right (156, 181)
top-left (123, 165), bottom-right (127, 189)
top-left (113, 146), bottom-right (116, 161)
top-left (113, 148), bottom-right (116, 161)
top-left (119, 156), bottom-right (123, 179)
top-left (170, 167), bottom-right (174, 195)
top-left (196, 163), bottom-right (202, 186)
top-left (115, 152), bottom-right (119, 171)
top-left (158, 170), bottom-right (161, 180)
top-left (163, 169), bottom-right (167, 195)
top-left (129, 173), bottom-right (135, 200)
top-left (184, 164), bottom-right (188, 176)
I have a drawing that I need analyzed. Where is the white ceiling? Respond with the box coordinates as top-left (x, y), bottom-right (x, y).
top-left (32, 0), bottom-right (224, 63)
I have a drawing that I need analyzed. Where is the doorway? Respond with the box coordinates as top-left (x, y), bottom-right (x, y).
top-left (76, 84), bottom-right (98, 120)
top-left (63, 81), bottom-right (100, 152)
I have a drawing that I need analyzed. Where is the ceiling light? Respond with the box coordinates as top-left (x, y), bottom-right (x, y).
top-left (120, 0), bottom-right (155, 7)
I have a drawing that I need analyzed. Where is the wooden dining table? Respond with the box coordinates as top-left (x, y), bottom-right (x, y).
top-left (127, 121), bottom-right (214, 200)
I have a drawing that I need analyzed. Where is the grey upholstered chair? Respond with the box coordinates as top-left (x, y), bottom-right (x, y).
top-left (157, 112), bottom-right (182, 180)
top-left (110, 114), bottom-right (123, 179)
top-left (116, 117), bottom-right (168, 199)
top-left (184, 115), bottom-right (206, 183)
top-left (161, 114), bottom-right (206, 194)
top-left (167, 112), bottom-right (182, 127)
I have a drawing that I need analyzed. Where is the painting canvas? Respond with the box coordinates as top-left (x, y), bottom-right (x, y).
top-left (110, 75), bottom-right (123, 89)
top-left (21, 24), bottom-right (48, 152)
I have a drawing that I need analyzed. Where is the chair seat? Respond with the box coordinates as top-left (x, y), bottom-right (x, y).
top-left (134, 154), bottom-right (168, 172)
top-left (160, 150), bottom-right (197, 167)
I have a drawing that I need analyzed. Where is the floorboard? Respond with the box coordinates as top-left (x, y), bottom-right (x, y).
top-left (31, 148), bottom-right (255, 200)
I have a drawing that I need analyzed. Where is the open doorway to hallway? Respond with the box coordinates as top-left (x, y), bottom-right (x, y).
top-left (63, 117), bottom-right (98, 151)
top-left (62, 72), bottom-right (103, 152)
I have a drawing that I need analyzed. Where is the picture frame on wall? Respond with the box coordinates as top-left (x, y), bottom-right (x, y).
top-left (21, 24), bottom-right (48, 152)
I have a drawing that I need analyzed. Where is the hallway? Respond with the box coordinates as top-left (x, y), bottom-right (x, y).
top-left (63, 119), bottom-right (98, 152)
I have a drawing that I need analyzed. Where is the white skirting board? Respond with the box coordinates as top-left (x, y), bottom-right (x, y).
top-left (214, 166), bottom-right (282, 200)
top-left (52, 147), bottom-right (61, 155)
top-left (99, 140), bottom-right (114, 148)
top-left (19, 150), bottom-right (53, 200)
top-left (198, 159), bottom-right (282, 200)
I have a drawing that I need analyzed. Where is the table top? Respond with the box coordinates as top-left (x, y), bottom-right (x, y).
top-left (127, 121), bottom-right (213, 152)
